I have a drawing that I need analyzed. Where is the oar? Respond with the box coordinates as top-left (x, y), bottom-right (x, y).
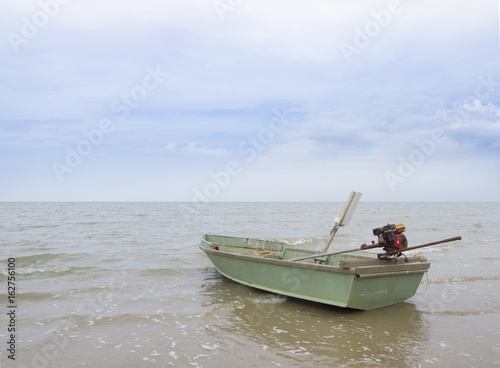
top-left (379, 236), bottom-right (462, 257)
top-left (290, 242), bottom-right (382, 262)
top-left (290, 236), bottom-right (462, 262)
top-left (315, 191), bottom-right (362, 264)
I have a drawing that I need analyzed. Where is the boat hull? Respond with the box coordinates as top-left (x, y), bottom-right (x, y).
top-left (200, 234), bottom-right (430, 310)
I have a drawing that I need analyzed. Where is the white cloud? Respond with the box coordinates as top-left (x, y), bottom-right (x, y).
top-left (162, 143), bottom-right (229, 157)
top-left (0, 0), bottom-right (499, 201)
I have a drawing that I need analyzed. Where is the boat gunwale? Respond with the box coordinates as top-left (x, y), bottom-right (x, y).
top-left (200, 242), bottom-right (357, 274)
top-left (200, 235), bottom-right (430, 277)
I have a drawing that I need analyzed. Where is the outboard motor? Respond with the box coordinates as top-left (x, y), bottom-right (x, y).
top-left (372, 223), bottom-right (408, 252)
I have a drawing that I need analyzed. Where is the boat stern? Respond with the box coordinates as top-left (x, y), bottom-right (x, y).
top-left (338, 257), bottom-right (430, 310)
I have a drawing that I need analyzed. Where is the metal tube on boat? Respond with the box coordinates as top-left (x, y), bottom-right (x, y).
top-left (381, 236), bottom-right (462, 256)
top-left (290, 242), bottom-right (382, 262)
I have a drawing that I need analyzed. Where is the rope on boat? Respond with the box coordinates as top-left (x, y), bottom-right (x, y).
top-left (254, 239), bottom-right (276, 257)
top-left (254, 248), bottom-right (276, 257)
top-left (416, 271), bottom-right (430, 295)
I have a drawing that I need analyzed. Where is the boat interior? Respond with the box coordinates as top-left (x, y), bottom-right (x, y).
top-left (201, 234), bottom-right (383, 267)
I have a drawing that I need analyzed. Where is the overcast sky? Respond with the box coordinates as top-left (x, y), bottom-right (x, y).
top-left (0, 0), bottom-right (499, 202)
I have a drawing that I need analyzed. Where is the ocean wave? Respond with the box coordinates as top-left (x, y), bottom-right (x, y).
top-left (404, 244), bottom-right (456, 254)
top-left (14, 291), bottom-right (62, 301)
top-left (479, 237), bottom-right (500, 243)
top-left (133, 268), bottom-right (180, 277)
top-left (279, 238), bottom-right (316, 246)
top-left (429, 275), bottom-right (500, 284)
top-left (278, 237), bottom-right (326, 246)
top-left (16, 252), bottom-right (88, 263)
top-left (0, 265), bottom-right (95, 277)
top-left (22, 312), bottom-right (180, 333)
top-left (16, 223), bottom-right (61, 229)
top-left (73, 221), bottom-right (101, 226)
top-left (422, 309), bottom-right (500, 316)
top-left (476, 257), bottom-right (500, 261)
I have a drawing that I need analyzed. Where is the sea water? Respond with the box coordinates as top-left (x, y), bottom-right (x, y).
top-left (0, 202), bottom-right (499, 367)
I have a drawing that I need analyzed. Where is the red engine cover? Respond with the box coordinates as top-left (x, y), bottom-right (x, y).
top-left (395, 234), bottom-right (408, 249)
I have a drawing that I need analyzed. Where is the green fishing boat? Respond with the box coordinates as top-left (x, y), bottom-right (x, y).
top-left (200, 234), bottom-right (432, 310)
top-left (200, 192), bottom-right (461, 310)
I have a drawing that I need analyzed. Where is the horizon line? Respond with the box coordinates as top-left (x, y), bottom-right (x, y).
top-left (1, 200), bottom-right (498, 203)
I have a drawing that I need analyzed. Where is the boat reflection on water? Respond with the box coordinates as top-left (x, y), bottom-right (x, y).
top-left (200, 267), bottom-right (430, 367)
